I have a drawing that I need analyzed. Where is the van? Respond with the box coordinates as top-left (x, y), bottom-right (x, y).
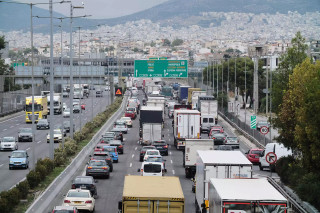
top-left (138, 162), bottom-right (164, 176)
top-left (201, 115), bottom-right (215, 133)
top-left (259, 142), bottom-right (292, 171)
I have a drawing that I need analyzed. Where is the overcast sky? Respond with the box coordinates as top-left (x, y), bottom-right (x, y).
top-left (18, 0), bottom-right (168, 19)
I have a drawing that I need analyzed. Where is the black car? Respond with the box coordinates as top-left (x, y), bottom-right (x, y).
top-left (109, 140), bottom-right (124, 154)
top-left (71, 176), bottom-right (97, 197)
top-left (110, 130), bottom-right (123, 142)
top-left (151, 140), bottom-right (169, 156)
top-left (73, 104), bottom-right (81, 113)
top-left (91, 151), bottom-right (113, 172)
top-left (139, 146), bottom-right (156, 162)
top-left (96, 89), bottom-right (103, 97)
top-left (212, 133), bottom-right (226, 145)
top-left (18, 128), bottom-right (33, 142)
top-left (86, 159), bottom-right (110, 179)
top-left (36, 119), bottom-right (50, 129)
top-left (63, 120), bottom-right (75, 133)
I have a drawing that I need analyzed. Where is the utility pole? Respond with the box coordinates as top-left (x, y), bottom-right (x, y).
top-left (253, 56), bottom-right (259, 114)
top-left (49, 0), bottom-right (54, 159)
top-left (266, 56), bottom-right (269, 114)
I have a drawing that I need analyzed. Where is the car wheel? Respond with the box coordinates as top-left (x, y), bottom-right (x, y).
top-left (9, 167), bottom-right (12, 170)
top-left (110, 167), bottom-right (113, 172)
top-left (259, 163), bottom-right (263, 171)
top-left (106, 174), bottom-right (110, 179)
top-left (139, 158), bottom-right (143, 162)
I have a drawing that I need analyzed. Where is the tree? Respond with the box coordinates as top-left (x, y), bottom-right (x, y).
top-left (272, 32), bottom-right (308, 113)
top-left (171, 38), bottom-right (183, 47)
top-left (163, 39), bottom-right (171, 46)
top-left (0, 36), bottom-right (5, 50)
top-left (275, 59), bottom-right (320, 172)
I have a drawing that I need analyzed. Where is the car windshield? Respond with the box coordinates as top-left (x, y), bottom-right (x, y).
top-left (89, 161), bottom-right (106, 166)
top-left (252, 150), bottom-right (263, 154)
top-left (142, 147), bottom-right (155, 151)
top-left (74, 177), bottom-right (93, 184)
top-left (144, 164), bottom-right (162, 173)
top-left (147, 151), bottom-right (159, 155)
top-left (54, 130), bottom-right (61, 134)
top-left (93, 152), bottom-right (110, 157)
top-left (126, 111), bottom-right (133, 114)
top-left (227, 137), bottom-right (237, 140)
top-left (146, 157), bottom-right (162, 162)
top-left (20, 128), bottom-right (31, 133)
top-left (2, 137), bottom-right (14, 142)
top-left (116, 124), bottom-right (126, 128)
top-left (64, 108), bottom-right (70, 112)
top-left (104, 147), bottom-right (116, 152)
top-left (11, 152), bottom-right (25, 158)
top-left (67, 191), bottom-right (90, 198)
top-left (38, 120), bottom-right (47, 124)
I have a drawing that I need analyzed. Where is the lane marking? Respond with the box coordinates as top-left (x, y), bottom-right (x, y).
top-left (0, 164), bottom-right (3, 167)
top-left (26, 147), bottom-right (30, 150)
top-left (169, 152), bottom-right (172, 155)
top-left (172, 170), bottom-right (175, 175)
top-left (37, 141), bottom-right (41, 144)
top-left (132, 154), bottom-right (134, 158)
top-left (168, 138), bottom-right (171, 142)
top-left (129, 163), bottom-right (132, 167)
top-left (170, 160), bottom-right (173, 164)
top-left (3, 129), bottom-right (7, 131)
top-left (16, 123), bottom-right (20, 126)
top-left (0, 114), bottom-right (24, 124)
top-left (135, 147), bottom-right (137, 151)
top-left (10, 126), bottom-right (14, 128)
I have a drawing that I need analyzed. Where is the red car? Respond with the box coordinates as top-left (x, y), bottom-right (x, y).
top-left (125, 110), bottom-right (136, 119)
top-left (246, 148), bottom-right (263, 164)
top-left (81, 104), bottom-right (86, 110)
top-left (208, 126), bottom-right (224, 136)
top-left (94, 143), bottom-right (105, 152)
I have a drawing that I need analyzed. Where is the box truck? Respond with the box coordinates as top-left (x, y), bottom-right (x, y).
top-left (140, 106), bottom-right (163, 128)
top-left (174, 110), bottom-right (201, 150)
top-left (141, 123), bottom-right (162, 146)
top-left (191, 91), bottom-right (207, 109)
top-left (118, 176), bottom-right (184, 213)
top-left (205, 178), bottom-right (288, 213)
top-left (147, 96), bottom-right (166, 119)
top-left (198, 96), bottom-right (218, 133)
top-left (195, 150), bottom-right (253, 212)
top-left (47, 93), bottom-right (62, 114)
top-left (184, 139), bottom-right (214, 178)
top-left (187, 88), bottom-right (201, 104)
top-left (178, 86), bottom-right (191, 103)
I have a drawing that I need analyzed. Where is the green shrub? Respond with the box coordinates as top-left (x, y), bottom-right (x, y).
top-left (16, 180), bottom-right (29, 199)
top-left (26, 170), bottom-right (41, 189)
top-left (39, 158), bottom-right (55, 173)
top-left (296, 172), bottom-right (320, 210)
top-left (0, 194), bottom-right (11, 213)
top-left (54, 147), bottom-right (66, 167)
top-left (6, 188), bottom-right (21, 206)
top-left (35, 164), bottom-right (47, 181)
top-left (74, 131), bottom-right (85, 143)
top-left (64, 140), bottom-right (77, 156)
top-left (275, 156), bottom-right (295, 184)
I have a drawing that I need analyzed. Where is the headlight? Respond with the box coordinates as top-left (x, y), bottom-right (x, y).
top-left (10, 161), bottom-right (14, 164)
top-left (22, 160), bottom-right (26, 164)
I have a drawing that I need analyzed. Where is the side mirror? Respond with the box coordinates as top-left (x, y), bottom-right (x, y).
top-left (89, 155), bottom-right (92, 157)
top-left (163, 159), bottom-right (167, 162)
top-left (164, 169), bottom-right (167, 173)
top-left (137, 169), bottom-right (140, 172)
top-left (8, 156), bottom-right (11, 158)
top-left (118, 201), bottom-right (123, 211)
top-left (245, 151), bottom-right (249, 154)
top-left (94, 180), bottom-right (98, 183)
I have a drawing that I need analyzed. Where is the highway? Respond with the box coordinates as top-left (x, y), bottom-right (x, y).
top-left (43, 90), bottom-right (275, 213)
top-left (0, 88), bottom-right (111, 192)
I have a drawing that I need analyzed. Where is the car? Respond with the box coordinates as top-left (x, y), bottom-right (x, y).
top-left (256, 121), bottom-right (270, 131)
top-left (145, 154), bottom-right (166, 170)
top-left (225, 136), bottom-right (240, 149)
top-left (126, 107), bottom-right (138, 115)
top-left (63, 189), bottom-right (95, 212)
top-left (36, 119), bottom-right (50, 129)
top-left (100, 133), bottom-right (115, 143)
top-left (52, 206), bottom-right (79, 213)
top-left (114, 120), bottom-right (127, 126)
top-left (109, 140), bottom-right (124, 154)
top-left (54, 124), bottom-right (67, 136)
top-left (9, 150), bottom-right (29, 169)
top-left (102, 146), bottom-right (118, 163)
top-left (138, 162), bottom-right (164, 176)
top-left (71, 176), bottom-right (97, 197)
top-left (47, 129), bottom-right (63, 143)
top-left (246, 148), bottom-right (263, 164)
top-left (113, 124), bottom-right (128, 134)
top-left (94, 143), bottom-right (106, 152)
top-left (211, 133), bottom-right (226, 145)
top-left (18, 128), bottom-right (33, 142)
top-left (73, 99), bottom-right (80, 106)
top-left (139, 146), bottom-right (157, 162)
top-left (86, 159), bottom-right (110, 179)
top-left (119, 117), bottom-right (133, 127)
top-left (90, 151), bottom-right (113, 172)
top-left (73, 105), bottom-right (81, 113)
top-left (124, 110), bottom-right (136, 119)
top-left (105, 86), bottom-right (110, 91)
top-left (143, 149), bottom-right (161, 161)
top-left (63, 108), bottom-right (71, 118)
top-left (151, 140), bottom-right (169, 156)
top-left (0, 137), bottom-right (18, 151)
top-left (216, 145), bottom-right (233, 151)
top-left (208, 125), bottom-right (224, 136)
top-left (96, 88), bottom-right (103, 97)
top-left (168, 108), bottom-right (174, 118)
top-left (63, 120), bottom-right (75, 133)
top-left (81, 104), bottom-right (86, 110)
top-left (62, 91), bottom-right (69, 98)
top-left (62, 102), bottom-right (67, 111)
top-left (89, 85), bottom-right (95, 90)
top-left (110, 129), bottom-right (123, 142)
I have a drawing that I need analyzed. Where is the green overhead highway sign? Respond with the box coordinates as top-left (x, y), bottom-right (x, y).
top-left (134, 59), bottom-right (188, 78)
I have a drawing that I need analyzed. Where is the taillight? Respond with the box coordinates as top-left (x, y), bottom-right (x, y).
top-left (106, 158), bottom-right (111, 161)
top-left (64, 200), bottom-right (71, 203)
top-left (223, 137), bottom-right (225, 140)
top-left (101, 140), bottom-right (104, 143)
top-left (164, 145), bottom-right (168, 148)
top-left (71, 184), bottom-right (76, 189)
top-left (102, 167), bottom-right (108, 170)
top-left (85, 200), bottom-right (92, 203)
top-left (212, 137), bottom-right (216, 140)
top-left (119, 145), bottom-right (123, 148)
top-left (87, 166), bottom-right (92, 169)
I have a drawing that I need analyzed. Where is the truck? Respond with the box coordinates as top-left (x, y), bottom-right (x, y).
top-left (141, 123), bottom-right (162, 145)
top-left (173, 109), bottom-right (201, 150)
top-left (139, 106), bottom-right (163, 128)
top-left (73, 84), bottom-right (84, 99)
top-left (191, 91), bottom-right (206, 109)
top-left (147, 96), bottom-right (166, 119)
top-left (25, 96), bottom-right (48, 123)
top-left (184, 139), bottom-right (214, 178)
top-left (47, 93), bottom-right (62, 114)
top-left (195, 150), bottom-right (253, 212)
top-left (187, 88), bottom-right (201, 104)
top-left (161, 86), bottom-right (173, 97)
top-left (178, 86), bottom-right (191, 103)
top-left (118, 176), bottom-right (185, 213)
top-left (198, 96), bottom-right (218, 133)
top-left (81, 84), bottom-right (89, 96)
top-left (206, 178), bottom-right (288, 213)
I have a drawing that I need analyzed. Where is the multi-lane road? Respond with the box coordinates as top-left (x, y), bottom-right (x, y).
top-left (0, 89), bottom-right (111, 192)
top-left (39, 90), bottom-right (274, 213)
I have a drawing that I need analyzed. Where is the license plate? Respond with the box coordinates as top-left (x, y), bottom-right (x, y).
top-left (255, 156), bottom-right (259, 158)
top-left (74, 201), bottom-right (82, 204)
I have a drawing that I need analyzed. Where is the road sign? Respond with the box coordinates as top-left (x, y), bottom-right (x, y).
top-left (266, 152), bottom-right (277, 164)
top-left (260, 126), bottom-right (269, 135)
top-left (250, 115), bottom-right (257, 129)
top-left (115, 88), bottom-right (122, 96)
top-left (134, 59), bottom-right (188, 78)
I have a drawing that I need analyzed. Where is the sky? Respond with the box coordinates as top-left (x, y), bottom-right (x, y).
top-left (18, 0), bottom-right (169, 19)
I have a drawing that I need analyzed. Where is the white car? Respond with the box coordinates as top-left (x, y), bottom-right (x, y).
top-left (63, 108), bottom-right (71, 118)
top-left (47, 129), bottom-right (63, 143)
top-left (120, 117), bottom-right (133, 127)
top-left (0, 137), bottom-right (18, 151)
top-left (143, 149), bottom-right (161, 161)
top-left (62, 102), bottom-right (67, 111)
top-left (63, 189), bottom-right (95, 212)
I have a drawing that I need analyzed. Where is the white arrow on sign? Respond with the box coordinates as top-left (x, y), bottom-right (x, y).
top-left (135, 69), bottom-right (138, 77)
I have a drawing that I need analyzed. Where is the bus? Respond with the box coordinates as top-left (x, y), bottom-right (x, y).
top-left (25, 96), bottom-right (48, 123)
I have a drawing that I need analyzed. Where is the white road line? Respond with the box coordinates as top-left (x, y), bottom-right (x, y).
top-left (169, 152), bottom-right (172, 155)
top-left (172, 170), bottom-right (175, 175)
top-left (129, 163), bottom-right (132, 167)
top-left (0, 164), bottom-right (3, 167)
top-left (0, 114), bottom-right (24, 124)
top-left (10, 126), bottom-right (14, 128)
top-left (16, 123), bottom-right (20, 126)
top-left (167, 129), bottom-right (169, 132)
top-left (168, 138), bottom-right (171, 142)
top-left (37, 141), bottom-right (41, 144)
top-left (135, 147), bottom-right (137, 151)
top-left (170, 160), bottom-right (173, 164)
top-left (3, 129), bottom-right (7, 131)
top-left (26, 147), bottom-right (30, 150)
top-left (132, 154), bottom-right (134, 158)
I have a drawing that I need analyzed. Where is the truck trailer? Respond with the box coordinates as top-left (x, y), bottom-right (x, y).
top-left (184, 139), bottom-right (214, 178)
top-left (195, 150), bottom-right (253, 212)
top-left (141, 123), bottom-right (162, 145)
top-left (206, 178), bottom-right (288, 213)
top-left (178, 86), bottom-right (191, 103)
top-left (187, 88), bottom-right (201, 104)
top-left (191, 91), bottom-right (207, 109)
top-left (118, 176), bottom-right (185, 213)
top-left (140, 106), bottom-right (163, 128)
top-left (198, 96), bottom-right (218, 132)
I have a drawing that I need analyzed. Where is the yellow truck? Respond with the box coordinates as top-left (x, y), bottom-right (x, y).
top-left (187, 88), bottom-right (201, 104)
top-left (25, 96), bottom-right (48, 123)
top-left (118, 176), bottom-right (185, 213)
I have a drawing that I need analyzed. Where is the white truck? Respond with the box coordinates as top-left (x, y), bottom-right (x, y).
top-left (174, 110), bottom-right (201, 150)
top-left (206, 178), bottom-right (288, 213)
top-left (73, 84), bottom-right (84, 99)
top-left (141, 123), bottom-right (162, 146)
top-left (198, 96), bottom-right (218, 133)
top-left (47, 93), bottom-right (62, 114)
top-left (195, 150), bottom-right (253, 212)
top-left (184, 139), bottom-right (214, 178)
top-left (191, 91), bottom-right (207, 109)
top-left (147, 96), bottom-right (166, 119)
